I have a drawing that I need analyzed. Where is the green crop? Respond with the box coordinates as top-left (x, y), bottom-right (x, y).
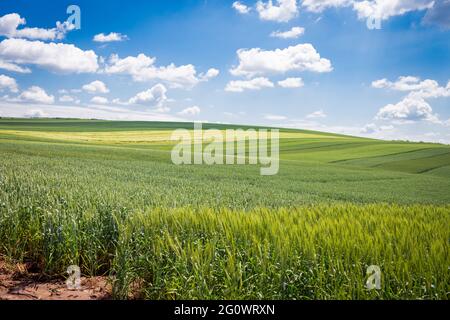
top-left (0, 119), bottom-right (449, 299)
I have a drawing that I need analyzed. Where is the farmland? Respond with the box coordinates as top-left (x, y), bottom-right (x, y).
top-left (0, 119), bottom-right (449, 299)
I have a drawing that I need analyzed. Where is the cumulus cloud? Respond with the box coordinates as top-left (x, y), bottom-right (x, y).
top-left (93, 32), bottom-right (128, 42)
top-left (360, 123), bottom-right (394, 134)
top-left (18, 86), bottom-right (54, 104)
top-left (225, 77), bottom-right (274, 92)
top-left (0, 59), bottom-right (31, 73)
top-left (373, 76), bottom-right (450, 124)
top-left (178, 106), bottom-right (201, 116)
top-left (0, 74), bottom-right (18, 92)
top-left (200, 68), bottom-right (220, 81)
top-left (256, 0), bottom-right (299, 22)
top-left (0, 38), bottom-right (99, 74)
top-left (103, 53), bottom-right (216, 88)
top-left (270, 26), bottom-right (305, 39)
top-left (278, 77), bottom-right (304, 88)
top-left (376, 96), bottom-right (439, 123)
top-left (306, 110), bottom-right (327, 118)
top-left (0, 13), bottom-right (74, 41)
top-left (230, 44), bottom-right (332, 77)
top-left (302, 0), bottom-right (437, 23)
top-left (90, 96), bottom-right (109, 105)
top-left (232, 1), bottom-right (251, 14)
top-left (372, 76), bottom-right (450, 98)
top-left (361, 123), bottom-right (378, 134)
top-left (82, 80), bottom-right (110, 94)
top-left (353, 0), bottom-right (434, 20)
top-left (128, 84), bottom-right (169, 112)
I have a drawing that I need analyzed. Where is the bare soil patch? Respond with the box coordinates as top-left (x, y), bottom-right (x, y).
top-left (0, 258), bottom-right (111, 300)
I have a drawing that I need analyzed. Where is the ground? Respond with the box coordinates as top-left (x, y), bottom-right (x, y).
top-left (0, 258), bottom-right (110, 300)
top-left (0, 119), bottom-right (449, 299)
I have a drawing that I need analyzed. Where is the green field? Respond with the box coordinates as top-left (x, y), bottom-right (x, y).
top-left (0, 119), bottom-right (449, 299)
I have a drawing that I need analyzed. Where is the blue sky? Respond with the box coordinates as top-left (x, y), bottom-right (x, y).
top-left (0, 0), bottom-right (449, 142)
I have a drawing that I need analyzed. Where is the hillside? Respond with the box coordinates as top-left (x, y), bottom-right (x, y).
top-left (0, 118), bottom-right (449, 299)
top-left (1, 118), bottom-right (449, 205)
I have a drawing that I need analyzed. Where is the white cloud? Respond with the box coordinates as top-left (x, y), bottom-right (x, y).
top-left (306, 110), bottom-right (327, 118)
top-left (372, 76), bottom-right (450, 99)
top-left (103, 53), bottom-right (215, 88)
top-left (82, 80), bottom-right (110, 94)
top-left (0, 59), bottom-right (31, 73)
top-left (264, 113), bottom-right (287, 120)
top-left (18, 86), bottom-right (54, 104)
top-left (373, 76), bottom-right (450, 125)
top-left (200, 68), bottom-right (220, 81)
top-left (353, 0), bottom-right (434, 20)
top-left (361, 123), bottom-right (378, 134)
top-left (230, 44), bottom-right (332, 77)
top-left (278, 77), bottom-right (304, 88)
top-left (302, 0), bottom-right (353, 12)
top-left (225, 77), bottom-right (274, 92)
top-left (302, 0), bottom-right (436, 22)
top-left (90, 96), bottom-right (108, 105)
top-left (129, 83), bottom-right (167, 104)
top-left (0, 38), bottom-right (99, 73)
top-left (232, 1), bottom-right (251, 14)
top-left (128, 84), bottom-right (168, 112)
top-left (0, 74), bottom-right (18, 92)
top-left (373, 76), bottom-right (449, 122)
top-left (360, 123), bottom-right (394, 134)
top-left (256, 0), bottom-right (299, 22)
top-left (270, 26), bottom-right (305, 39)
top-left (178, 106), bottom-right (201, 116)
top-left (0, 13), bottom-right (74, 40)
top-left (376, 96), bottom-right (439, 123)
top-left (93, 32), bottom-right (128, 42)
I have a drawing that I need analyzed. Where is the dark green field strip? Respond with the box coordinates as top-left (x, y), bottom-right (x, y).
top-left (285, 143), bottom-right (431, 163)
top-left (280, 140), bottom-right (367, 153)
top-left (375, 152), bottom-right (450, 175)
top-left (0, 119), bottom-right (194, 132)
top-left (281, 142), bottom-right (379, 159)
top-left (336, 147), bottom-right (450, 167)
top-left (425, 165), bottom-right (450, 177)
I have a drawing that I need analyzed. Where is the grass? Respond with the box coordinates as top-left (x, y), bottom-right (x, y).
top-left (0, 118), bottom-right (449, 299)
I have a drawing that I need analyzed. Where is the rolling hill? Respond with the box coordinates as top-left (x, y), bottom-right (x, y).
top-left (0, 118), bottom-right (448, 299)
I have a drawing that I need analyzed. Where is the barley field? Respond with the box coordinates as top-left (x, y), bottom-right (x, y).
top-left (0, 119), bottom-right (449, 299)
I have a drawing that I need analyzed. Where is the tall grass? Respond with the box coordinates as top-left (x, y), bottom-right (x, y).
top-left (111, 206), bottom-right (449, 300)
top-left (1, 200), bottom-right (448, 299)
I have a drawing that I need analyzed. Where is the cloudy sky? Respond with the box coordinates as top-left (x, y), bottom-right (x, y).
top-left (0, 0), bottom-right (449, 143)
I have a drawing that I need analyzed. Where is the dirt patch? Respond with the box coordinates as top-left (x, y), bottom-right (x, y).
top-left (0, 258), bottom-right (112, 300)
